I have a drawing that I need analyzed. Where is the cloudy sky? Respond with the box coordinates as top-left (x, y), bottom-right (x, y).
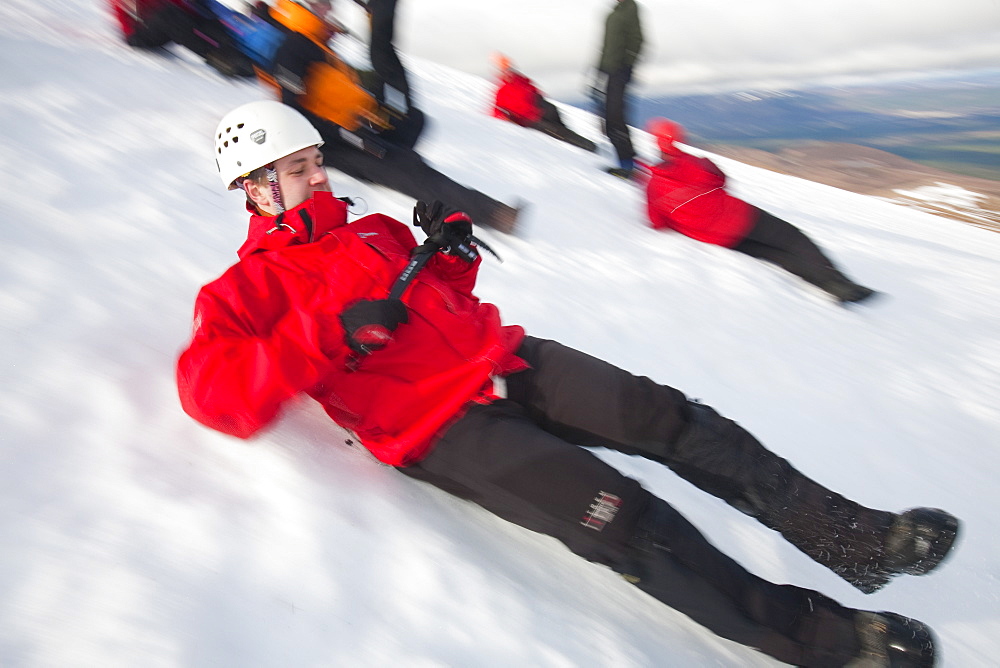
top-left (337, 0), bottom-right (1000, 99)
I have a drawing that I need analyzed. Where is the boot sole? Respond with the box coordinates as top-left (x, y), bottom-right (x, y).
top-left (847, 510), bottom-right (960, 593)
top-left (898, 509), bottom-right (960, 576)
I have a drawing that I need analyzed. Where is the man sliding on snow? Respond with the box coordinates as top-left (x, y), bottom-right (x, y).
top-left (642, 118), bottom-right (876, 304)
top-left (179, 100), bottom-right (958, 667)
top-left (490, 52), bottom-right (597, 152)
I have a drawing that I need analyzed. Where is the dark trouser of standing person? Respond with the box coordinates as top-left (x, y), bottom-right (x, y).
top-left (733, 209), bottom-right (876, 303)
top-left (534, 99), bottom-right (597, 152)
top-left (365, 0), bottom-right (411, 115)
top-left (602, 65), bottom-right (637, 171)
top-left (399, 336), bottom-right (949, 665)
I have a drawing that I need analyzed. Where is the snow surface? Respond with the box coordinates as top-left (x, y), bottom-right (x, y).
top-left (3, 1), bottom-right (1000, 666)
top-left (894, 183), bottom-right (987, 208)
top-left (881, 183), bottom-right (1000, 233)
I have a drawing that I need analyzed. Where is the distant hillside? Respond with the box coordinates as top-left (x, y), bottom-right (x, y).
top-left (702, 141), bottom-right (1000, 232)
top-left (620, 70), bottom-right (1000, 232)
top-left (630, 69), bottom-right (1000, 183)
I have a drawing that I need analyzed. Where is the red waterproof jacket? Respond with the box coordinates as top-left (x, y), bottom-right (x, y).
top-left (108, 0), bottom-right (189, 39)
top-left (492, 71), bottom-right (543, 126)
top-left (645, 153), bottom-right (757, 248)
top-left (177, 191), bottom-right (527, 465)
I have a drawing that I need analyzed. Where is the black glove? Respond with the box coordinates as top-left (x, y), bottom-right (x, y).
top-left (339, 298), bottom-right (408, 355)
top-left (413, 200), bottom-right (450, 237)
top-left (412, 200), bottom-right (476, 261)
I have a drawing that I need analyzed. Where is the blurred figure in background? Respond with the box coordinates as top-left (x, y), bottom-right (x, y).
top-left (257, 0), bottom-right (520, 232)
top-left (644, 118), bottom-right (877, 304)
top-left (591, 0), bottom-right (644, 178)
top-left (491, 53), bottom-right (596, 152)
top-left (351, 0), bottom-right (411, 116)
top-left (107, 0), bottom-right (253, 77)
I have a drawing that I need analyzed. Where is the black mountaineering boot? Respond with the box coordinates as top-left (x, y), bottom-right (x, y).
top-left (605, 166), bottom-right (635, 180)
top-left (821, 278), bottom-right (878, 304)
top-left (883, 508), bottom-right (960, 578)
top-left (850, 612), bottom-right (936, 667)
top-left (851, 507), bottom-right (960, 594)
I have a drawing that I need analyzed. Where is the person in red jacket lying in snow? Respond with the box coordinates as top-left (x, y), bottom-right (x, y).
top-left (178, 99), bottom-right (958, 667)
top-left (106, 0), bottom-right (252, 77)
top-left (643, 118), bottom-right (876, 304)
top-left (491, 53), bottom-right (596, 152)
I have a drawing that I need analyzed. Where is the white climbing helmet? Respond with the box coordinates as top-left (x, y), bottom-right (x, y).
top-left (214, 100), bottom-right (324, 190)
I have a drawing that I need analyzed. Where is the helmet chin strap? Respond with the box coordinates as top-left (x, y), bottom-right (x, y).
top-left (265, 165), bottom-right (285, 214)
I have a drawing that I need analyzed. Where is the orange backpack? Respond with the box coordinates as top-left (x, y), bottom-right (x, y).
top-left (260, 0), bottom-right (389, 132)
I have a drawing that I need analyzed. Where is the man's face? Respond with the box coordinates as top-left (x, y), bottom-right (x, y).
top-left (274, 146), bottom-right (330, 210)
top-left (246, 145), bottom-right (330, 214)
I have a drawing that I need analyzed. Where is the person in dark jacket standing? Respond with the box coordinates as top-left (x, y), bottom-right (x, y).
top-left (644, 118), bottom-right (876, 303)
top-left (184, 99), bottom-right (960, 668)
top-left (593, 0), bottom-right (644, 178)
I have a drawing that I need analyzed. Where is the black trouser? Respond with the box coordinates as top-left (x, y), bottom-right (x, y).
top-left (601, 66), bottom-right (636, 165)
top-left (126, 5), bottom-right (252, 77)
top-left (532, 99), bottom-right (596, 152)
top-left (318, 122), bottom-right (510, 228)
top-left (379, 106), bottom-right (424, 151)
top-left (629, 497), bottom-right (862, 666)
top-left (125, 5), bottom-right (190, 49)
top-left (732, 209), bottom-right (852, 290)
top-left (400, 337), bottom-right (891, 664)
top-left (367, 0), bottom-right (411, 113)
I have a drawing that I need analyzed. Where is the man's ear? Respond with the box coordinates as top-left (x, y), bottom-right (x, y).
top-left (243, 178), bottom-right (271, 212)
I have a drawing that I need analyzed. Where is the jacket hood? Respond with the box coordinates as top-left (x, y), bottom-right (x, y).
top-left (238, 190), bottom-right (349, 259)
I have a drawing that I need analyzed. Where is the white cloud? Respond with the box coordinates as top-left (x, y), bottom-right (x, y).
top-left (337, 0), bottom-right (1000, 96)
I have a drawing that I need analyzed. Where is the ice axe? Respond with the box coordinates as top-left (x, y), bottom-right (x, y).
top-left (387, 214), bottom-right (501, 301)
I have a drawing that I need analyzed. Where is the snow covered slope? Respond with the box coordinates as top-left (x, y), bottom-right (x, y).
top-left (2, 1), bottom-right (999, 666)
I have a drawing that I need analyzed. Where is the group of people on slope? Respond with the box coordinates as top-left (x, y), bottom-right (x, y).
top-left (111, 0), bottom-right (876, 302)
top-left (107, 2), bottom-right (954, 665)
top-left (108, 0), bottom-right (257, 77)
top-left (488, 0), bottom-right (875, 303)
top-left (110, 0), bottom-right (521, 231)
top-left (488, 0), bottom-right (640, 178)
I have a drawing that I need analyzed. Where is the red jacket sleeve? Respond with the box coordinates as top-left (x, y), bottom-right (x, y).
top-left (426, 251), bottom-right (481, 298)
top-left (176, 262), bottom-right (341, 439)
